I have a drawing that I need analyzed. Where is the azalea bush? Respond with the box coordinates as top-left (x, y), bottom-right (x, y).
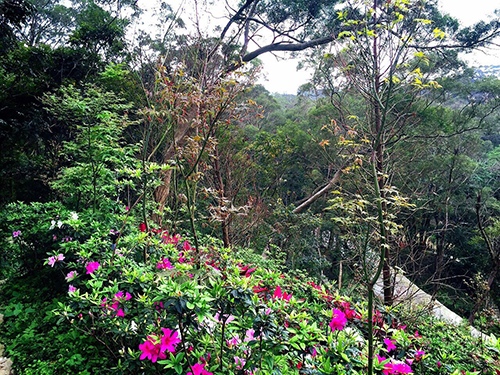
top-left (12, 211), bottom-right (453, 375)
top-left (2, 207), bottom-right (500, 374)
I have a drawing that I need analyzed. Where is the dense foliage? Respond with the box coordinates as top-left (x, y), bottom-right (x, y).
top-left (2, 0), bottom-right (500, 374)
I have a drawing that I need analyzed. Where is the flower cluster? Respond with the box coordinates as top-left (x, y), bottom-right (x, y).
top-left (187, 362), bottom-right (213, 375)
top-left (376, 355), bottom-right (413, 374)
top-left (272, 285), bottom-right (292, 302)
top-left (101, 291), bottom-right (131, 317)
top-left (156, 258), bottom-right (174, 270)
top-left (86, 261), bottom-right (100, 274)
top-left (138, 328), bottom-right (181, 363)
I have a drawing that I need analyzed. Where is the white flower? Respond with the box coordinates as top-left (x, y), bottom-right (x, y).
top-left (70, 212), bottom-right (78, 221)
top-left (130, 321), bottom-right (138, 333)
top-left (57, 220), bottom-right (63, 228)
top-left (50, 220), bottom-right (56, 230)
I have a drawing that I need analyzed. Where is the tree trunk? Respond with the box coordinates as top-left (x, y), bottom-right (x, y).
top-left (153, 107), bottom-right (198, 222)
top-left (292, 169), bottom-right (342, 214)
top-left (213, 144), bottom-right (231, 247)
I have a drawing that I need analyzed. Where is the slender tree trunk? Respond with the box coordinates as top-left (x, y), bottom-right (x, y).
top-left (292, 169), bottom-right (342, 214)
top-left (372, 15), bottom-right (392, 305)
top-left (213, 144), bottom-right (230, 247)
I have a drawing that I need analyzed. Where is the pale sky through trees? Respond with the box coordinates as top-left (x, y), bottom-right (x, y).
top-left (137, 0), bottom-right (500, 94)
top-left (259, 0), bottom-right (500, 94)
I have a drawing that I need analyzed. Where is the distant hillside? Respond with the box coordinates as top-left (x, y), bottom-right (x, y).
top-left (476, 65), bottom-right (500, 79)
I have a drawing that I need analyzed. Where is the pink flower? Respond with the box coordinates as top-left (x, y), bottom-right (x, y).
top-left (385, 338), bottom-right (397, 352)
top-left (160, 328), bottom-right (181, 353)
top-left (376, 354), bottom-right (387, 364)
top-left (383, 362), bottom-right (394, 375)
top-left (65, 270), bottom-right (78, 281)
top-left (68, 285), bottom-right (77, 293)
top-left (116, 309), bottom-right (125, 317)
top-left (227, 335), bottom-right (241, 348)
top-left (86, 261), bottom-right (100, 274)
top-left (47, 254), bottom-right (65, 267)
top-left (234, 356), bottom-right (246, 369)
top-left (245, 328), bottom-right (256, 342)
top-left (272, 286), bottom-right (292, 301)
top-left (114, 291), bottom-right (132, 301)
top-left (329, 308), bottom-right (347, 331)
top-left (391, 362), bottom-right (412, 374)
top-left (187, 363), bottom-right (213, 375)
top-left (437, 361), bottom-right (442, 368)
top-left (414, 350), bottom-right (425, 360)
top-left (157, 258), bottom-right (174, 270)
top-left (139, 335), bottom-right (166, 363)
top-left (125, 206), bottom-right (129, 211)
top-left (214, 313), bottom-right (235, 324)
top-left (12, 230), bottom-right (21, 238)
top-left (382, 361), bottom-right (412, 375)
top-left (48, 256), bottom-right (56, 267)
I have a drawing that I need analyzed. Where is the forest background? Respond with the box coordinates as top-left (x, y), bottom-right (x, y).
top-left (3, 0), bottom-right (500, 373)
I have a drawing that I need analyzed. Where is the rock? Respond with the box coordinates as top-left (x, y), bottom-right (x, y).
top-left (0, 357), bottom-right (13, 375)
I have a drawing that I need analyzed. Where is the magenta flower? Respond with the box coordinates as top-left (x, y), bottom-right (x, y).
top-left (414, 350), bottom-right (425, 359)
top-left (272, 285), bottom-right (292, 301)
top-left (68, 285), bottom-right (77, 293)
top-left (187, 363), bottom-right (213, 375)
top-left (86, 261), bottom-right (100, 274)
top-left (329, 308), bottom-right (347, 331)
top-left (139, 335), bottom-right (166, 363)
top-left (385, 338), bottom-right (397, 352)
top-left (160, 328), bottom-right (181, 353)
top-left (12, 230), bottom-right (21, 238)
top-left (114, 291), bottom-right (132, 301)
top-left (65, 270), bottom-right (78, 281)
top-left (382, 360), bottom-right (412, 375)
top-left (116, 309), bottom-right (125, 317)
top-left (157, 258), bottom-right (174, 270)
top-left (391, 362), bottom-right (412, 374)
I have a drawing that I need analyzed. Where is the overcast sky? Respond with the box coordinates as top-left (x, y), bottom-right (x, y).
top-left (258, 0), bottom-right (500, 94)
top-left (137, 0), bottom-right (500, 94)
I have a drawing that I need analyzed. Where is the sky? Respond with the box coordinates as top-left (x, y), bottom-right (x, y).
top-left (259, 0), bottom-right (500, 94)
top-left (137, 0), bottom-right (500, 94)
